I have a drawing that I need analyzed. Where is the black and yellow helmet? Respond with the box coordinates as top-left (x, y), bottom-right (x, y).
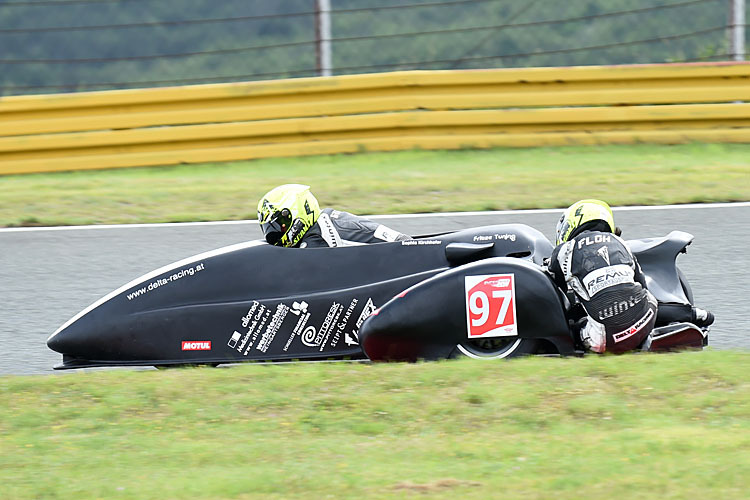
top-left (555, 199), bottom-right (616, 245)
top-left (257, 184), bottom-right (321, 247)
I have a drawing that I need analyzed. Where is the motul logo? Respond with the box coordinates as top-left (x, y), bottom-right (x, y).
top-left (181, 341), bottom-right (212, 351)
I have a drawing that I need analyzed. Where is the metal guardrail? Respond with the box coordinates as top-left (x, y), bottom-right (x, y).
top-left (1, 62), bottom-right (749, 175)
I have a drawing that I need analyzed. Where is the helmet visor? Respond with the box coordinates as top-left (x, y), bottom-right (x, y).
top-left (260, 209), bottom-right (293, 246)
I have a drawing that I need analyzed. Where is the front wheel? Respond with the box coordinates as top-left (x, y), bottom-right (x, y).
top-left (452, 337), bottom-right (538, 360)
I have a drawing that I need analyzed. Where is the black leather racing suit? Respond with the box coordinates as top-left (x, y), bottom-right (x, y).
top-left (298, 208), bottom-right (411, 248)
top-left (548, 230), bottom-right (657, 353)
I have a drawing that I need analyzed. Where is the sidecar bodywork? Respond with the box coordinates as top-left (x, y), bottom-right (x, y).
top-left (47, 224), bottom-right (556, 369)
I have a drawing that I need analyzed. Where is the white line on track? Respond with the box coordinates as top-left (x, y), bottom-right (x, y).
top-left (2, 201), bottom-right (748, 233)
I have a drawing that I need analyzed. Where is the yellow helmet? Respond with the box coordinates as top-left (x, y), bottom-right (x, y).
top-left (555, 199), bottom-right (616, 245)
top-left (257, 184), bottom-right (320, 247)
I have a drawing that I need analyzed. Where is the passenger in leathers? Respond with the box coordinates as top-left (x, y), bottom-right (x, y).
top-left (257, 184), bottom-right (410, 248)
top-left (548, 199), bottom-right (657, 354)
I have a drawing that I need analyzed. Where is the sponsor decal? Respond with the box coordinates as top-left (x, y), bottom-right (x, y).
top-left (483, 277), bottom-right (511, 288)
top-left (598, 295), bottom-right (640, 321)
top-left (354, 298), bottom-right (378, 331)
top-left (300, 325), bottom-right (318, 347)
top-left (126, 262), bottom-right (206, 300)
top-left (613, 308), bottom-right (655, 343)
top-left (582, 264), bottom-right (634, 296)
top-left (318, 213), bottom-right (343, 247)
top-left (256, 303), bottom-right (290, 353)
top-left (227, 301), bottom-right (271, 356)
top-left (283, 301), bottom-right (313, 352)
top-left (286, 219), bottom-right (305, 245)
top-left (401, 239), bottom-right (442, 246)
top-left (577, 234), bottom-right (612, 249)
top-left (182, 341), bottom-right (211, 351)
top-left (300, 302), bottom-right (344, 351)
top-left (334, 298), bottom-right (358, 348)
top-left (283, 297), bottom-right (378, 351)
top-left (597, 245), bottom-right (611, 266)
top-left (344, 331), bottom-right (360, 347)
top-left (227, 331), bottom-right (241, 349)
top-left (473, 234), bottom-right (517, 242)
top-left (464, 274), bottom-right (518, 338)
top-left (245, 309), bottom-right (271, 354)
top-left (355, 298), bottom-right (377, 328)
top-left (289, 301), bottom-right (308, 316)
top-left (319, 302), bottom-right (343, 351)
top-left (559, 241), bottom-right (573, 277)
top-left (241, 301), bottom-right (261, 328)
top-left (345, 297), bottom-right (378, 347)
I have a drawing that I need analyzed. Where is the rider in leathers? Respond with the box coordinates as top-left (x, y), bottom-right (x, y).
top-left (257, 184), bottom-right (410, 248)
top-left (548, 200), bottom-right (657, 354)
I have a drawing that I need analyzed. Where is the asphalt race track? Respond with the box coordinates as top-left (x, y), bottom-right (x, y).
top-left (1, 203), bottom-right (748, 376)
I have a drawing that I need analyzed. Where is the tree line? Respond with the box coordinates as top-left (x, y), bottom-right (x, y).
top-left (0, 0), bottom-right (737, 95)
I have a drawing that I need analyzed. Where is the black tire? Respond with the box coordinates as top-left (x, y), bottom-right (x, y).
top-left (452, 337), bottom-right (538, 360)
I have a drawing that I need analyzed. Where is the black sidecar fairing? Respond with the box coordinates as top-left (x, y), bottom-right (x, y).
top-left (47, 224), bottom-right (553, 369)
top-left (359, 230), bottom-right (702, 361)
top-left (359, 257), bottom-right (574, 362)
top-left (627, 231), bottom-right (696, 326)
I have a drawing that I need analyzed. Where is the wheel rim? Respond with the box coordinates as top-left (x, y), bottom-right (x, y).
top-left (456, 337), bottom-right (523, 359)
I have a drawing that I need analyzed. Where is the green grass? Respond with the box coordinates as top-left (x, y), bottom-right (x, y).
top-left (1, 351), bottom-right (748, 499)
top-left (2, 143), bottom-right (749, 227)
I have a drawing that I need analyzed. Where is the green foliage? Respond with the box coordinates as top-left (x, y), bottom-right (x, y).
top-left (0, 0), bottom-right (739, 96)
top-left (0, 351), bottom-right (748, 499)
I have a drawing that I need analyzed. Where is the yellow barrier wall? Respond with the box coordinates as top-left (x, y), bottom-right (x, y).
top-left (1, 62), bottom-right (750, 175)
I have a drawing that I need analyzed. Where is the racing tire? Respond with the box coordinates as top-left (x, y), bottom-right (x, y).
top-left (451, 337), bottom-right (538, 360)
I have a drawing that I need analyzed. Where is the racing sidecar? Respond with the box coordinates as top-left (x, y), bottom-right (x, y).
top-left (47, 223), bottom-right (706, 369)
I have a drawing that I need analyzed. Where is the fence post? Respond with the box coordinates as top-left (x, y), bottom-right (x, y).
top-left (729, 0), bottom-right (746, 61)
top-left (315, 0), bottom-right (333, 76)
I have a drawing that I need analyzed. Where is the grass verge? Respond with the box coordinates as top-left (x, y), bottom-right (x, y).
top-left (2, 143), bottom-right (749, 227)
top-left (1, 351), bottom-right (748, 499)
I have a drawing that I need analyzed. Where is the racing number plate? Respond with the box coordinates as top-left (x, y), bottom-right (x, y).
top-left (464, 274), bottom-right (518, 338)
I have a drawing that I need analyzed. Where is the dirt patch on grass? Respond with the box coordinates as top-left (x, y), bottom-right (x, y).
top-left (391, 478), bottom-right (482, 493)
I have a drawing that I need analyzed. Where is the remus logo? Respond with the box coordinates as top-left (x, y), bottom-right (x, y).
top-left (181, 341), bottom-right (212, 351)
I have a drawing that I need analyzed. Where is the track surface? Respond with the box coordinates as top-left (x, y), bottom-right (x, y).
top-left (2, 204), bottom-right (748, 376)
